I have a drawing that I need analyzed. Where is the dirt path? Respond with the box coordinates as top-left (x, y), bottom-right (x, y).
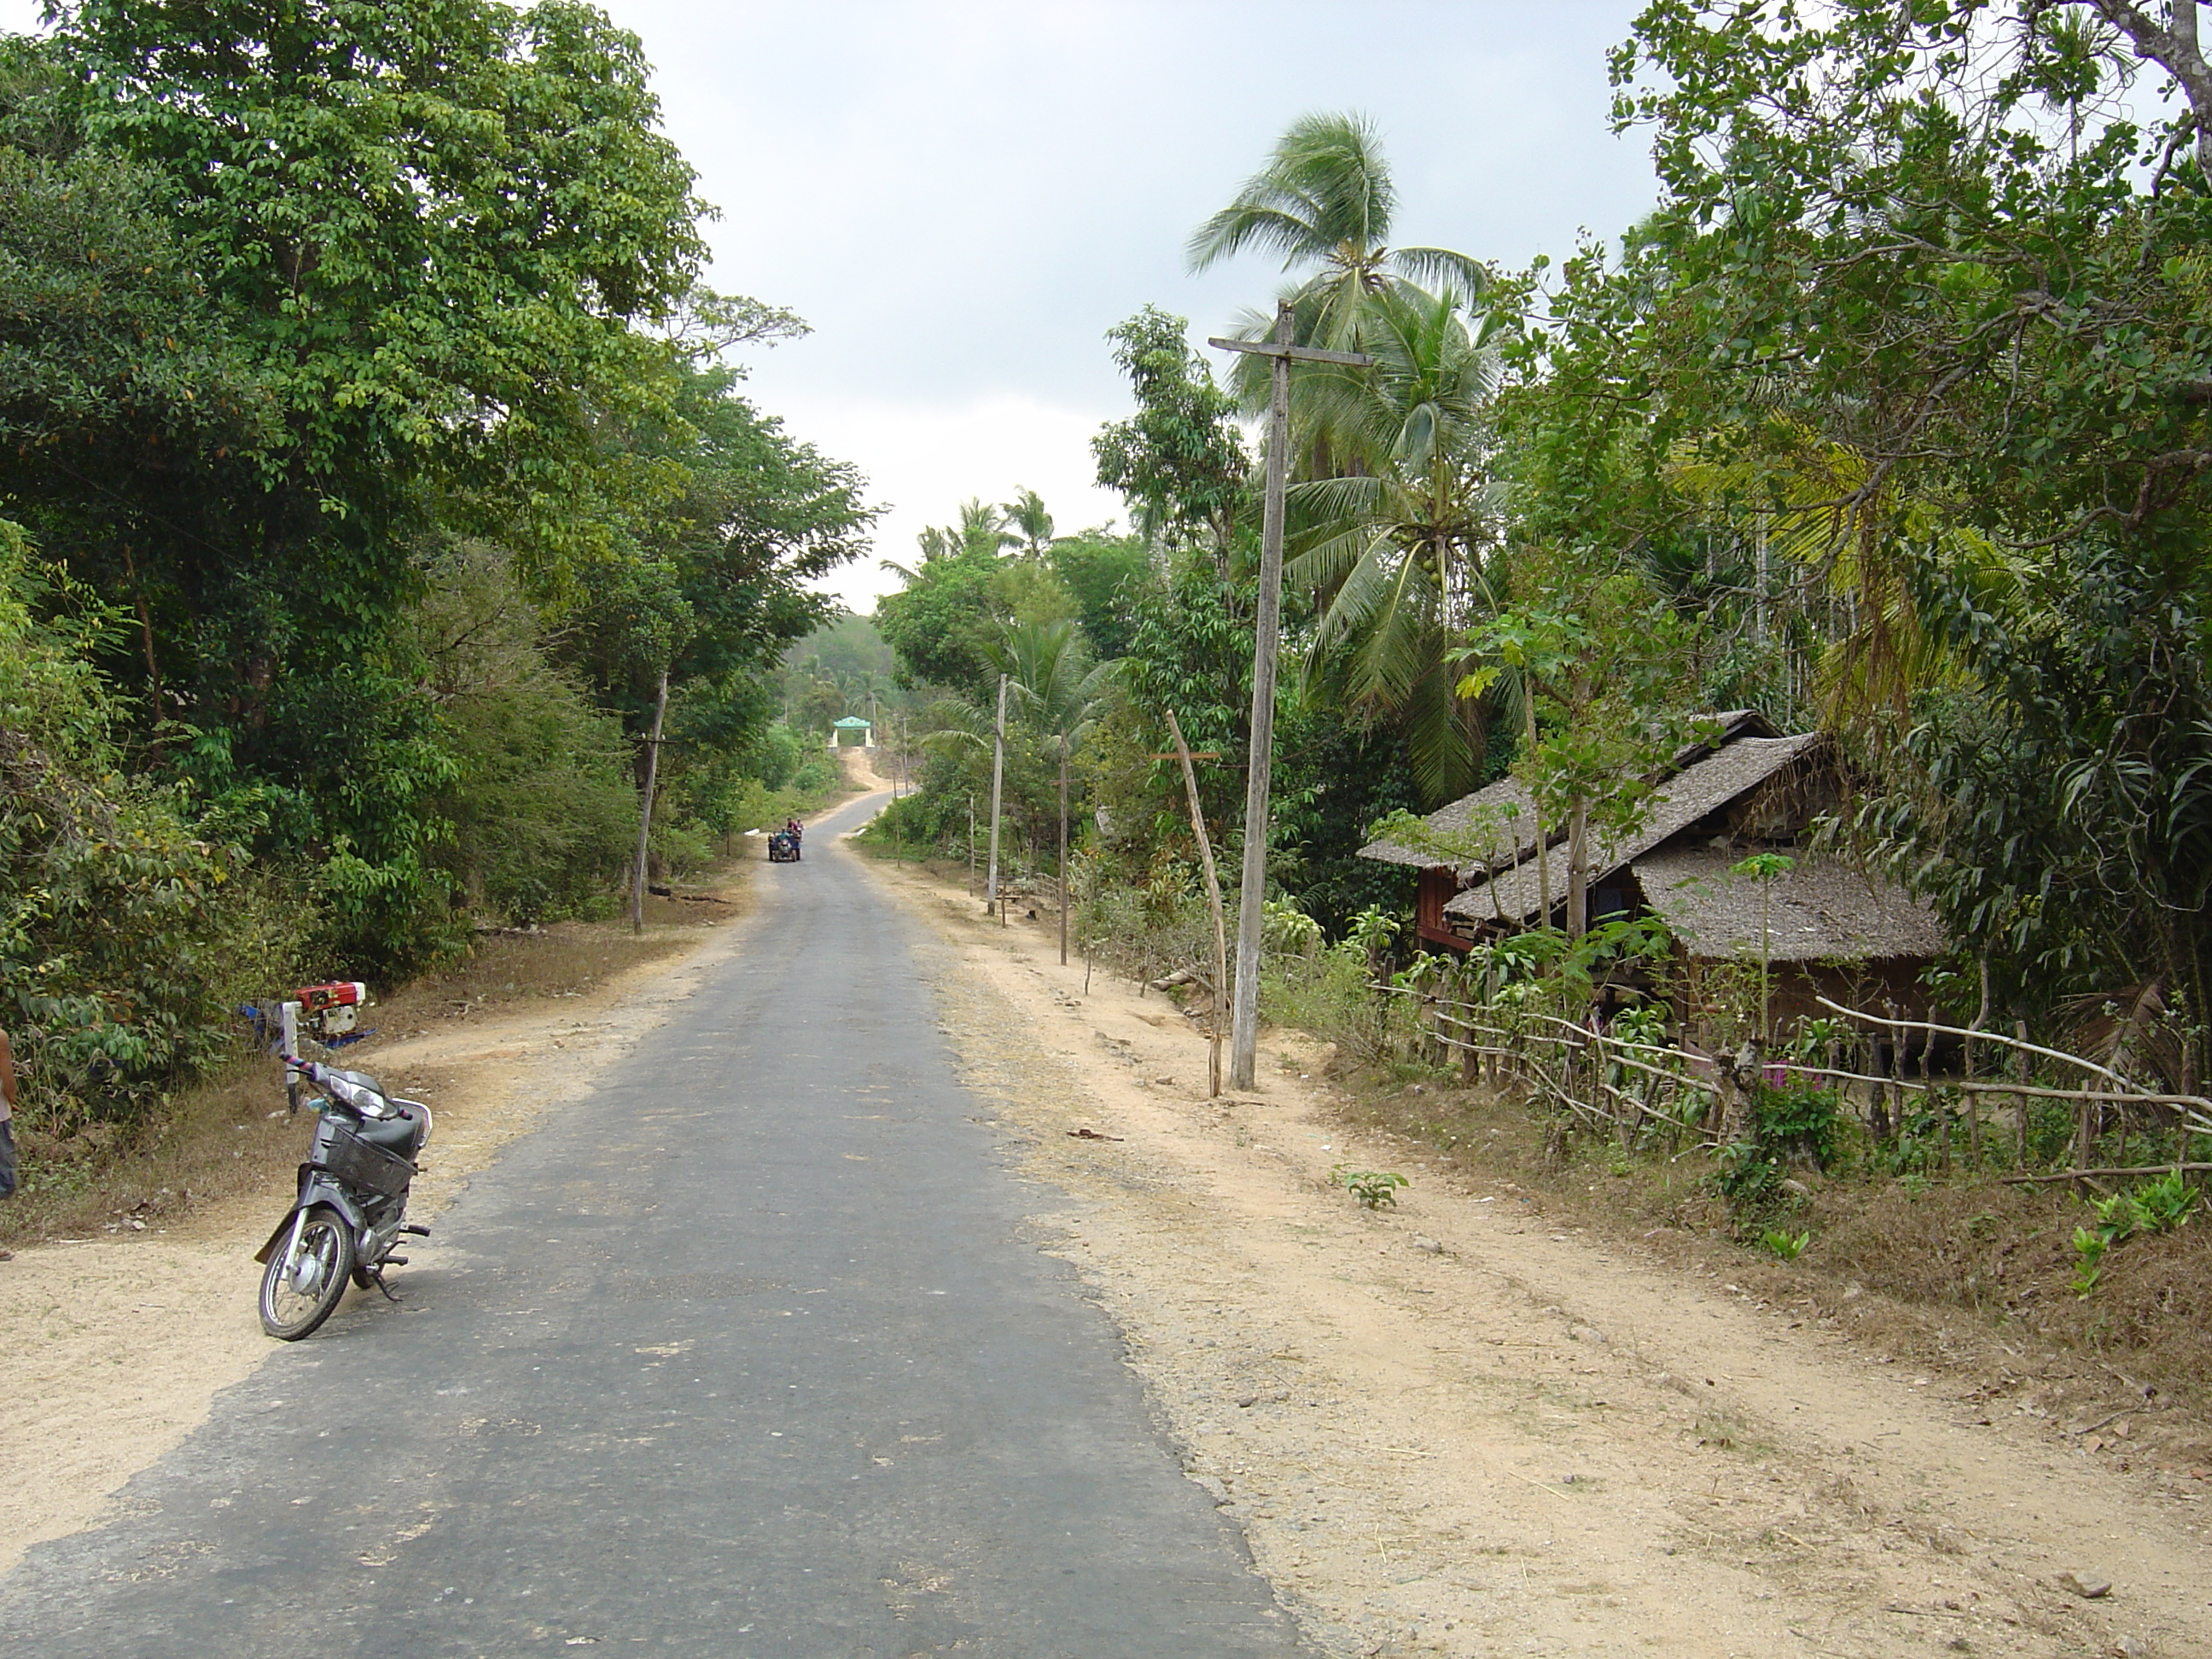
top-left (0, 899), bottom-right (770, 1580)
top-left (835, 741), bottom-right (897, 791)
top-left (864, 853), bottom-right (2211, 1658)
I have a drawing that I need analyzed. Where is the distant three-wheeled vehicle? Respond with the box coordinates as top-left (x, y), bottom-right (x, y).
top-left (767, 827), bottom-right (802, 863)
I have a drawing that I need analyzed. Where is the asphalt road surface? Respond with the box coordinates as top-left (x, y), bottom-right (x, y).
top-left (1, 792), bottom-right (1303, 1657)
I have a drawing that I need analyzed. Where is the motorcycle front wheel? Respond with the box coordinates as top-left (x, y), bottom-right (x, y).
top-left (258, 1205), bottom-right (356, 1341)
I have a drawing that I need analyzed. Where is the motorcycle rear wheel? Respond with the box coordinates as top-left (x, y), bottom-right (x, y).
top-left (259, 1205), bottom-right (355, 1341)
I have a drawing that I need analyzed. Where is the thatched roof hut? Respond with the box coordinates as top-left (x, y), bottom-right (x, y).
top-left (1355, 774), bottom-right (1545, 876)
top-left (1356, 711), bottom-right (1947, 973)
top-left (1441, 731), bottom-right (1828, 928)
top-left (1630, 846), bottom-right (1947, 962)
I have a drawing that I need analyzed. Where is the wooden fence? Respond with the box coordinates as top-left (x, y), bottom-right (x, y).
top-left (1373, 982), bottom-right (2212, 1185)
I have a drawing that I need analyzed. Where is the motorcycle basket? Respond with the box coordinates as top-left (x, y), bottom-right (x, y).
top-left (317, 1120), bottom-right (416, 1201)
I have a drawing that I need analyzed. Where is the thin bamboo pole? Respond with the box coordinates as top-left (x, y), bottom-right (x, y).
top-left (629, 667), bottom-right (669, 936)
top-left (985, 674), bottom-right (1006, 913)
top-left (1167, 710), bottom-right (1229, 1099)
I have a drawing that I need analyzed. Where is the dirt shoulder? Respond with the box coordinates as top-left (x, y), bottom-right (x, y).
top-left (0, 882), bottom-right (768, 1579)
top-left (861, 850), bottom-right (2212, 1659)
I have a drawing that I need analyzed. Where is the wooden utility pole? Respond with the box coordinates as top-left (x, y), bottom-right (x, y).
top-left (985, 672), bottom-right (1008, 913)
top-left (629, 667), bottom-right (670, 935)
top-left (1057, 733), bottom-right (1070, 966)
top-left (1164, 710), bottom-right (1229, 1099)
top-left (1210, 303), bottom-right (1370, 1089)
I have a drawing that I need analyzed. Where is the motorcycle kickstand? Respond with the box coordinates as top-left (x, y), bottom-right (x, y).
top-left (364, 1266), bottom-right (402, 1302)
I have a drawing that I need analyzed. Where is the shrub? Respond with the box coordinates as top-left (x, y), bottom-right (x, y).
top-left (0, 522), bottom-right (299, 1134)
top-left (413, 546), bottom-right (639, 926)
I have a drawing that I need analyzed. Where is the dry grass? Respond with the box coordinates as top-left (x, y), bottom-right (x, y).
top-left (1, 1061), bottom-right (305, 1249)
top-left (0, 867), bottom-right (747, 1254)
top-left (1324, 1064), bottom-right (2212, 1470)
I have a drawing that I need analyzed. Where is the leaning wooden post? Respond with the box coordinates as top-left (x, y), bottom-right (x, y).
top-left (985, 672), bottom-right (1007, 913)
top-left (1167, 709), bottom-right (1230, 1099)
top-left (1057, 731), bottom-right (1070, 967)
top-left (630, 666), bottom-right (670, 936)
top-left (1209, 305), bottom-right (1371, 1090)
top-left (1964, 957), bottom-right (1989, 1167)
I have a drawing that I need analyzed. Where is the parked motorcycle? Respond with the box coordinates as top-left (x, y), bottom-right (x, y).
top-left (253, 998), bottom-right (433, 1340)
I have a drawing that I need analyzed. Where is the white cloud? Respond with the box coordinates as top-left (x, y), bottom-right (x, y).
top-left (771, 391), bottom-right (1129, 614)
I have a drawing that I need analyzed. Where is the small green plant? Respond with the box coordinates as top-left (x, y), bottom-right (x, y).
top-left (2131, 1167), bottom-right (2200, 1234)
top-left (1332, 1166), bottom-right (1409, 1209)
top-left (1343, 905), bottom-right (1404, 974)
top-left (1752, 1078), bottom-right (1843, 1170)
top-left (1760, 1228), bottom-right (1811, 1261)
top-left (2072, 1170), bottom-right (2199, 1296)
top-left (1610, 1003), bottom-right (1669, 1049)
top-left (1708, 1138), bottom-right (1785, 1218)
top-left (1788, 1016), bottom-right (1850, 1065)
top-left (2070, 1224), bottom-right (2109, 1296)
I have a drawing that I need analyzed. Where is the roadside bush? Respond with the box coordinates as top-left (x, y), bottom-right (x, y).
top-left (0, 522), bottom-right (300, 1135)
top-left (1075, 849), bottom-right (1219, 987)
top-left (789, 754), bottom-right (841, 795)
top-left (649, 816), bottom-right (716, 880)
top-left (414, 545), bottom-right (639, 926)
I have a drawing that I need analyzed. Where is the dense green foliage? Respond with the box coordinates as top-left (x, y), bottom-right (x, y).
top-left (887, 9), bottom-right (2212, 1110)
top-left (1550, 0), bottom-right (2212, 1062)
top-left (0, 3), bottom-right (870, 1138)
top-left (0, 522), bottom-right (294, 1135)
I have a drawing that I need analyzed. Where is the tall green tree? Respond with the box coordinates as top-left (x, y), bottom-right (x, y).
top-left (1288, 283), bottom-right (1505, 804)
top-left (1553, 0), bottom-right (2212, 1045)
top-left (1003, 487), bottom-right (1055, 560)
top-left (2, 0), bottom-right (722, 969)
top-left (1092, 306), bottom-right (1249, 564)
top-left (1189, 110), bottom-right (1488, 350)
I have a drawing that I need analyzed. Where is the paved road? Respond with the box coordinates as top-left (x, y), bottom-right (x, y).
top-left (1, 793), bottom-right (1302, 1657)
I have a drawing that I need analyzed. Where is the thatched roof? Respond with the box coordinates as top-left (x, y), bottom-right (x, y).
top-left (1632, 846), bottom-right (1947, 963)
top-left (1441, 732), bottom-right (1828, 924)
top-left (1358, 709), bottom-right (1789, 876)
top-left (1356, 775), bottom-right (1545, 873)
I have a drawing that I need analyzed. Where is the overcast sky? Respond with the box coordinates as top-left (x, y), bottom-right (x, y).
top-left (3, 1), bottom-right (1661, 610)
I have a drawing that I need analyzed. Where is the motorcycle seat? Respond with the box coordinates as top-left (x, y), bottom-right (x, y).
top-left (353, 1102), bottom-right (427, 1155)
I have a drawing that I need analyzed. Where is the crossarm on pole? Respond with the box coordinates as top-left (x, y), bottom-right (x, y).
top-left (1207, 336), bottom-right (1372, 366)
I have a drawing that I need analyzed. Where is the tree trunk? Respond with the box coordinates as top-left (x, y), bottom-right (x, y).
top-left (1565, 795), bottom-right (1589, 941)
top-left (985, 674), bottom-right (1007, 912)
top-left (1523, 688), bottom-right (1551, 928)
top-left (1167, 709), bottom-right (1230, 1099)
top-left (629, 667), bottom-right (669, 936)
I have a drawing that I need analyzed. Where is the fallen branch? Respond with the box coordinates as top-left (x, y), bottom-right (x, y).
top-left (2001, 1161), bottom-right (2212, 1185)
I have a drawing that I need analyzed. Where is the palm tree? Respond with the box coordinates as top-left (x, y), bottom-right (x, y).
top-left (1666, 426), bottom-right (2012, 734)
top-left (1190, 111), bottom-right (1489, 424)
top-left (958, 497), bottom-right (1019, 558)
top-left (1191, 112), bottom-right (1503, 802)
top-left (1190, 111), bottom-right (1487, 333)
top-left (1286, 283), bottom-right (1504, 803)
top-left (884, 497), bottom-right (1022, 579)
top-left (1003, 487), bottom-right (1056, 561)
top-left (922, 622), bottom-right (1116, 754)
top-left (922, 619), bottom-right (1120, 894)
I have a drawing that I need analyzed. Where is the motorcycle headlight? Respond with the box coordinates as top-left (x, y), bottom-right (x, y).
top-left (325, 1074), bottom-right (386, 1115)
